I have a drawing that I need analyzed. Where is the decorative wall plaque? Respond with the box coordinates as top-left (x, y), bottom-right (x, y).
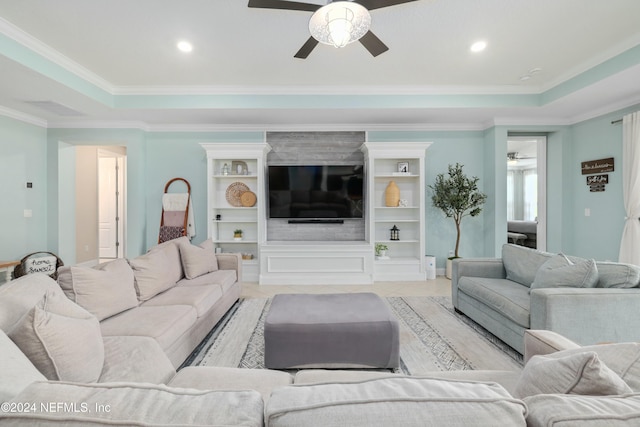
top-left (586, 174), bottom-right (608, 185)
top-left (581, 157), bottom-right (614, 175)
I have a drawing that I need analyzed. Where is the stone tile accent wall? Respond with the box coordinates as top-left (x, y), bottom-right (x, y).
top-left (266, 131), bottom-right (366, 241)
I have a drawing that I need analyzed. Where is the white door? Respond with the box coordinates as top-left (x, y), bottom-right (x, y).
top-left (99, 157), bottom-right (118, 259)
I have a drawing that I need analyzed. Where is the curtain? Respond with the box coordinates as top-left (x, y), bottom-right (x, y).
top-left (523, 169), bottom-right (538, 221)
top-left (619, 111), bottom-right (640, 265)
top-left (506, 170), bottom-right (514, 220)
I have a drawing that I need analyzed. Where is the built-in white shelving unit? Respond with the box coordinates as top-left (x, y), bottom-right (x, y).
top-left (361, 142), bottom-right (432, 281)
top-left (201, 142), bottom-right (271, 282)
top-left (202, 141), bottom-right (430, 284)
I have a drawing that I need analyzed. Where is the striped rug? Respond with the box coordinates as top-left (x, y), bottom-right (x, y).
top-left (183, 296), bottom-right (523, 375)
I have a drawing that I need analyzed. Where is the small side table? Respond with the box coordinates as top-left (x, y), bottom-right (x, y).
top-left (0, 260), bottom-right (20, 284)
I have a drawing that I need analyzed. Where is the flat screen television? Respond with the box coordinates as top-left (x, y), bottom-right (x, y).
top-left (268, 165), bottom-right (364, 219)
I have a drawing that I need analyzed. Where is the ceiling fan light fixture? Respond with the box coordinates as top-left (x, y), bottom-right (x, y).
top-left (309, 1), bottom-right (371, 48)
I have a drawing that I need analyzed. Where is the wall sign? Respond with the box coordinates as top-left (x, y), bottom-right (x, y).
top-left (582, 158), bottom-right (613, 192)
top-left (586, 174), bottom-right (608, 185)
top-left (581, 157), bottom-right (614, 175)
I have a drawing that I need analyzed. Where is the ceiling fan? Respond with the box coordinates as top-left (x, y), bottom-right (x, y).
top-left (248, 0), bottom-right (419, 58)
top-left (507, 152), bottom-right (536, 163)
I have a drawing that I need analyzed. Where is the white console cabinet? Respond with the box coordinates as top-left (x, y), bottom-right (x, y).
top-left (201, 142), bottom-right (271, 282)
top-left (361, 142), bottom-right (432, 281)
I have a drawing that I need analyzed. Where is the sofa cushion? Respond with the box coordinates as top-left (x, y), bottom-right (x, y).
top-left (142, 285), bottom-right (222, 317)
top-left (458, 277), bottom-right (531, 327)
top-left (8, 289), bottom-right (104, 383)
top-left (266, 376), bottom-right (527, 427)
top-left (596, 261), bottom-right (640, 288)
top-left (524, 393), bottom-right (640, 427)
top-left (178, 269), bottom-right (237, 292)
top-left (514, 351), bottom-right (632, 399)
top-left (293, 369), bottom-right (522, 397)
top-left (57, 259), bottom-right (139, 321)
top-left (129, 248), bottom-right (176, 301)
top-left (530, 254), bottom-right (599, 291)
top-left (0, 273), bottom-right (61, 332)
top-left (100, 305), bottom-right (197, 350)
top-left (169, 366), bottom-right (293, 402)
top-left (0, 330), bottom-right (46, 402)
top-left (543, 342), bottom-right (640, 392)
top-left (148, 236), bottom-right (188, 283)
top-left (502, 243), bottom-right (553, 287)
top-left (100, 336), bottom-right (176, 384)
top-left (179, 241), bottom-right (218, 279)
top-left (2, 381), bottom-right (264, 427)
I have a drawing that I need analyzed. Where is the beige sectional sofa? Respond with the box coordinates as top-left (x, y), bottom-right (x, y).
top-left (4, 240), bottom-right (640, 425)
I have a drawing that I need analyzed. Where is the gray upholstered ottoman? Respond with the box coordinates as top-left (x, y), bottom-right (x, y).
top-left (264, 293), bottom-right (399, 369)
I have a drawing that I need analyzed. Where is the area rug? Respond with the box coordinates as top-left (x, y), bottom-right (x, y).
top-left (183, 296), bottom-right (523, 375)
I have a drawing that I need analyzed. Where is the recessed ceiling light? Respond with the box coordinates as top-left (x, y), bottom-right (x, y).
top-left (470, 40), bottom-right (487, 53)
top-left (177, 41), bottom-right (193, 53)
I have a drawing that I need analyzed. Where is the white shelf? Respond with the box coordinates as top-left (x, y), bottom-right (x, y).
top-left (213, 174), bottom-right (258, 178)
top-left (362, 141), bottom-right (432, 281)
top-left (202, 142), bottom-right (271, 283)
top-left (374, 174), bottom-right (419, 178)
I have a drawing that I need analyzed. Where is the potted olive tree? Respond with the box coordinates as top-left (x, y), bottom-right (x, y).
top-left (429, 163), bottom-right (487, 278)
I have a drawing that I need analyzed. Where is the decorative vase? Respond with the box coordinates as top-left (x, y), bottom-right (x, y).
top-left (385, 181), bottom-right (400, 207)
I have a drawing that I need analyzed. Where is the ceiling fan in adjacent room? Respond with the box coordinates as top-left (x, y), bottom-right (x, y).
top-left (507, 152), bottom-right (536, 165)
top-left (248, 0), bottom-right (418, 58)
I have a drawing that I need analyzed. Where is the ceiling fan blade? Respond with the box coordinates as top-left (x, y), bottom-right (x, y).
top-left (294, 37), bottom-right (319, 59)
top-left (248, 0), bottom-right (321, 12)
top-left (359, 31), bottom-right (389, 57)
top-left (356, 0), bottom-right (419, 11)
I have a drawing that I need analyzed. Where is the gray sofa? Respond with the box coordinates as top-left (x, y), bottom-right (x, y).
top-left (452, 243), bottom-right (640, 354)
top-left (508, 220), bottom-right (537, 248)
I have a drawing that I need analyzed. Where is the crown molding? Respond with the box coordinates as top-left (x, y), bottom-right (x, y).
top-left (112, 84), bottom-right (541, 96)
top-left (0, 105), bottom-right (47, 127)
top-left (0, 17), bottom-right (114, 94)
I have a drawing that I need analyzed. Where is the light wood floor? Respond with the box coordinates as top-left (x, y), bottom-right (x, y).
top-left (241, 276), bottom-right (452, 299)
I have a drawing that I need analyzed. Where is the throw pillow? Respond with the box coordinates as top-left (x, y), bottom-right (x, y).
top-left (502, 244), bottom-right (553, 287)
top-left (129, 248), bottom-right (175, 301)
top-left (595, 261), bottom-right (640, 288)
top-left (514, 351), bottom-right (632, 399)
top-left (530, 253), bottom-right (599, 291)
top-left (8, 289), bottom-right (104, 383)
top-left (180, 240), bottom-right (219, 279)
top-left (57, 259), bottom-right (138, 321)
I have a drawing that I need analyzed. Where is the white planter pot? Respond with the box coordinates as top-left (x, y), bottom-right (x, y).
top-left (445, 258), bottom-right (453, 279)
top-left (234, 237), bottom-right (243, 241)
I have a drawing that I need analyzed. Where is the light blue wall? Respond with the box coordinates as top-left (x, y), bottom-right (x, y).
top-left (2, 103), bottom-right (639, 267)
top-left (368, 131), bottom-right (487, 268)
top-left (483, 126), bottom-right (508, 257)
top-left (46, 128), bottom-right (148, 258)
top-left (566, 106), bottom-right (638, 261)
top-left (0, 116), bottom-right (48, 260)
top-left (144, 132), bottom-right (263, 249)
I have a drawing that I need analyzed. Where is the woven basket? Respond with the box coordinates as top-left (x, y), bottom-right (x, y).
top-left (385, 181), bottom-right (400, 207)
top-left (13, 251), bottom-right (64, 280)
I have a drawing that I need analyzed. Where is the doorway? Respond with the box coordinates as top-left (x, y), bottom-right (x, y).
top-left (98, 149), bottom-right (126, 261)
top-left (506, 136), bottom-right (546, 251)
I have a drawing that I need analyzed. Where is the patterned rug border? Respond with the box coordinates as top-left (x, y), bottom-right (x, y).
top-left (182, 296), bottom-right (523, 372)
